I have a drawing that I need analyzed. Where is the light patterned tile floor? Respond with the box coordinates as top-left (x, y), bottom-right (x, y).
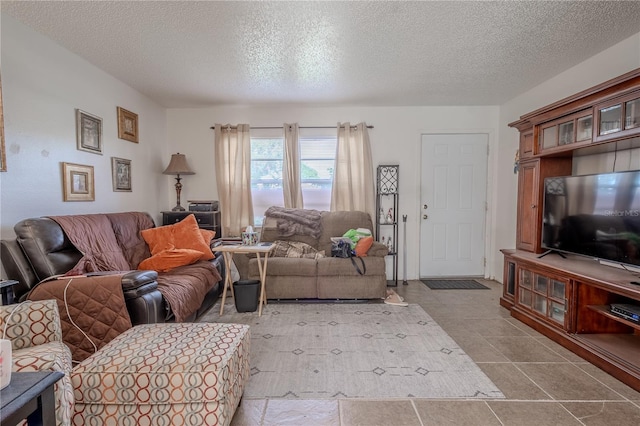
top-left (226, 280), bottom-right (640, 426)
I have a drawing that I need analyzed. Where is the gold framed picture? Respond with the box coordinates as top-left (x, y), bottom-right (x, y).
top-left (111, 157), bottom-right (132, 192)
top-left (117, 107), bottom-right (138, 143)
top-left (76, 109), bottom-right (103, 155)
top-left (62, 162), bottom-right (95, 201)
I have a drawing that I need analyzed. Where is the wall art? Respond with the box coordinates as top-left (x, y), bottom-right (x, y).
top-left (76, 109), bottom-right (103, 154)
top-left (111, 157), bottom-right (132, 192)
top-left (62, 162), bottom-right (95, 201)
top-left (117, 106), bottom-right (138, 143)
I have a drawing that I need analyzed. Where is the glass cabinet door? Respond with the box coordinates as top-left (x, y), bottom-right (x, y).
top-left (541, 125), bottom-right (557, 149)
top-left (551, 280), bottom-right (565, 299)
top-left (549, 280), bottom-right (566, 324)
top-left (520, 269), bottom-right (532, 289)
top-left (576, 115), bottom-right (593, 141)
top-left (626, 98), bottom-right (640, 130)
top-left (517, 267), bottom-right (568, 328)
top-left (519, 269), bottom-right (533, 307)
top-left (600, 104), bottom-right (622, 135)
top-left (558, 121), bottom-right (574, 145)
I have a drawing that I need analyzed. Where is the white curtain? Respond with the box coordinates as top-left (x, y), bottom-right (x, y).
top-left (214, 124), bottom-right (254, 237)
top-left (282, 123), bottom-right (304, 208)
top-left (330, 122), bottom-right (375, 221)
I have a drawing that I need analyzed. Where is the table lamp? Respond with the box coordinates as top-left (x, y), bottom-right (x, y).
top-left (163, 153), bottom-right (195, 211)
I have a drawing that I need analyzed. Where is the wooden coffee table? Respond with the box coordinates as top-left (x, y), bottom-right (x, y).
top-left (216, 243), bottom-right (274, 316)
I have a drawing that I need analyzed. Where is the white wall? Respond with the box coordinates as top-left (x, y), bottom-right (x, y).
top-left (0, 15), bottom-right (169, 242)
top-left (492, 33), bottom-right (640, 282)
top-left (167, 105), bottom-right (500, 280)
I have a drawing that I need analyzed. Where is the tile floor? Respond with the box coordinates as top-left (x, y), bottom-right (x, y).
top-left (226, 280), bottom-right (640, 425)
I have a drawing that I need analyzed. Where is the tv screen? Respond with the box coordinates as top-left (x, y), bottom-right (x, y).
top-left (541, 170), bottom-right (640, 267)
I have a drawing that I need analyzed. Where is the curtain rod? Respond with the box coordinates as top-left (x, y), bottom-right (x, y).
top-left (209, 124), bottom-right (374, 130)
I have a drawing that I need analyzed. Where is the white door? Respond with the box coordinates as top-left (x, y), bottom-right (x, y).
top-left (420, 134), bottom-right (488, 277)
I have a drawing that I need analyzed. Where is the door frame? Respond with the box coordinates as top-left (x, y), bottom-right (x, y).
top-left (418, 131), bottom-right (496, 280)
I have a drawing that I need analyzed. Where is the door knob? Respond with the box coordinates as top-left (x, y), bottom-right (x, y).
top-left (423, 214), bottom-right (428, 219)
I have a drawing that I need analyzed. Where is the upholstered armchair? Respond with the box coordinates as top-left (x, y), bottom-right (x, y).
top-left (0, 300), bottom-right (74, 426)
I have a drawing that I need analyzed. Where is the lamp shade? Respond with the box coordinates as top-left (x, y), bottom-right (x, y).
top-left (163, 153), bottom-right (195, 175)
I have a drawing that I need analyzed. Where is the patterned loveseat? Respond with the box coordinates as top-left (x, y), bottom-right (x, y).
top-left (0, 300), bottom-right (250, 426)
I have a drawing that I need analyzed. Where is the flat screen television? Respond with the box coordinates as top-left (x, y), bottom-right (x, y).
top-left (541, 170), bottom-right (640, 268)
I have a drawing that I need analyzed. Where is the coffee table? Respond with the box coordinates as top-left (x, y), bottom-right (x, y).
top-left (216, 243), bottom-right (274, 316)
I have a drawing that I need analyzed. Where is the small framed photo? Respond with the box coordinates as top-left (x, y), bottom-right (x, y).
top-left (117, 107), bottom-right (138, 143)
top-left (111, 157), bottom-right (132, 192)
top-left (76, 109), bottom-right (103, 155)
top-left (62, 162), bottom-right (95, 201)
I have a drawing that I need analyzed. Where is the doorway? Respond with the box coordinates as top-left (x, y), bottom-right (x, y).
top-left (419, 133), bottom-right (488, 277)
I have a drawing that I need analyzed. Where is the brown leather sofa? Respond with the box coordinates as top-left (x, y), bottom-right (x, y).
top-left (1, 212), bottom-right (224, 324)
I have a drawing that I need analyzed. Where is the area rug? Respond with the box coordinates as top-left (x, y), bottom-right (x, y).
top-left (202, 303), bottom-right (504, 400)
top-left (421, 279), bottom-right (490, 290)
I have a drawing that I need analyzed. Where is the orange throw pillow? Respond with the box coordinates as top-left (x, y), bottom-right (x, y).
top-left (138, 249), bottom-right (203, 272)
top-left (200, 229), bottom-right (216, 245)
top-left (140, 214), bottom-right (214, 260)
top-left (355, 236), bottom-right (374, 257)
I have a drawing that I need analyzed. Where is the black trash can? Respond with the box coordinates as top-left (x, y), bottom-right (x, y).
top-left (233, 279), bottom-right (260, 313)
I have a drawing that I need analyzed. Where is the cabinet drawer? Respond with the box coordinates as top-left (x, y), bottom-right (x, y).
top-left (193, 213), bottom-right (214, 226)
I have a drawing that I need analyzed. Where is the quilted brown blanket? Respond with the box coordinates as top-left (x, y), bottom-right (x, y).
top-left (27, 274), bottom-right (132, 363)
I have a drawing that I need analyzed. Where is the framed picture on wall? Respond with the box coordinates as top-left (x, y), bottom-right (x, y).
top-left (117, 107), bottom-right (138, 143)
top-left (111, 157), bottom-right (132, 192)
top-left (76, 109), bottom-right (103, 154)
top-left (62, 162), bottom-right (95, 201)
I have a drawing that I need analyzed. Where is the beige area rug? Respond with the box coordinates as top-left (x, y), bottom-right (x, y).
top-left (200, 303), bottom-right (504, 400)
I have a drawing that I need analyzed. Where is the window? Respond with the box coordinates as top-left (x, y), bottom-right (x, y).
top-left (251, 137), bottom-right (284, 227)
top-left (250, 131), bottom-right (337, 226)
top-left (300, 137), bottom-right (336, 211)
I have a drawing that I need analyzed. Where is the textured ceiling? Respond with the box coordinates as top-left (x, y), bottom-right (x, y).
top-left (3, 1), bottom-right (640, 107)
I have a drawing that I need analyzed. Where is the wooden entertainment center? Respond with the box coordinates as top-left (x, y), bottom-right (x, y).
top-left (503, 68), bottom-right (640, 391)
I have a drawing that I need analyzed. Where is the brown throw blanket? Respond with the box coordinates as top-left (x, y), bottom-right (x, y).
top-left (264, 206), bottom-right (323, 239)
top-left (27, 274), bottom-right (132, 363)
top-left (156, 261), bottom-right (221, 322)
top-left (48, 214), bottom-right (131, 274)
top-left (106, 212), bottom-right (155, 268)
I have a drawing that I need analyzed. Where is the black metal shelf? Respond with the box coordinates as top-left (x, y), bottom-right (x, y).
top-left (376, 165), bottom-right (399, 287)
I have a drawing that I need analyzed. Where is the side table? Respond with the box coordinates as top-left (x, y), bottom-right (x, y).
top-left (0, 280), bottom-right (19, 306)
top-left (1, 371), bottom-right (64, 426)
top-left (215, 243), bottom-right (274, 316)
